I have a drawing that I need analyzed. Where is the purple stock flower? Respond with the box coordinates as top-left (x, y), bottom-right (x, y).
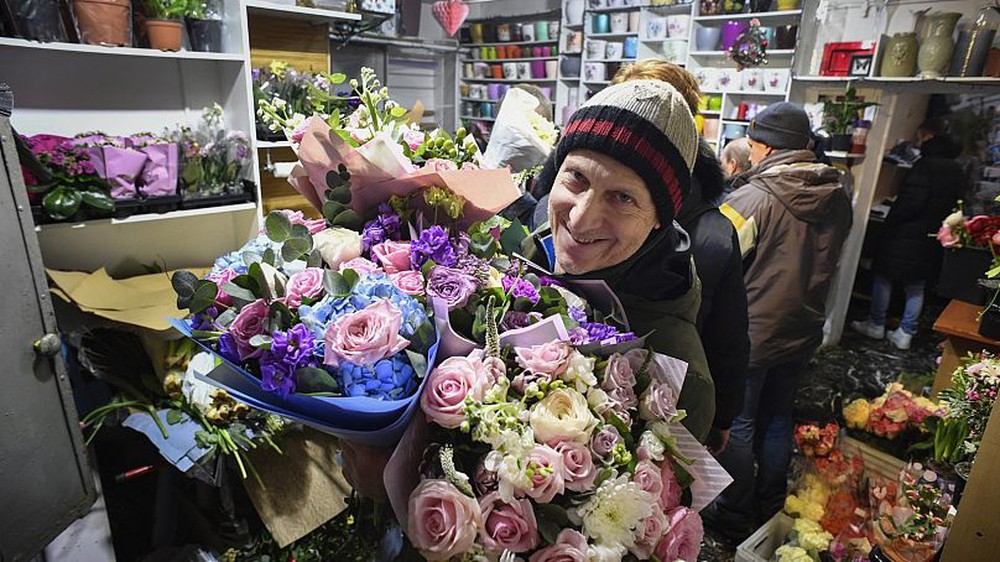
top-left (581, 322), bottom-right (636, 345)
top-left (190, 307), bottom-right (219, 331)
top-left (426, 266), bottom-right (478, 309)
top-left (501, 311), bottom-right (543, 332)
top-left (410, 225), bottom-right (457, 268)
top-left (568, 306), bottom-right (588, 324)
top-left (260, 324), bottom-right (317, 398)
top-left (502, 275), bottom-right (540, 305)
top-left (361, 206), bottom-right (403, 252)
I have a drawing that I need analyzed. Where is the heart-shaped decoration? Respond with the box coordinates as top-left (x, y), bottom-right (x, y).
top-left (432, 0), bottom-right (469, 37)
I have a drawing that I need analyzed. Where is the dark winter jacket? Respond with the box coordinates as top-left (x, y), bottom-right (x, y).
top-left (722, 150), bottom-right (852, 370)
top-left (675, 142), bottom-right (749, 431)
top-left (522, 224), bottom-right (716, 443)
top-left (873, 134), bottom-right (965, 282)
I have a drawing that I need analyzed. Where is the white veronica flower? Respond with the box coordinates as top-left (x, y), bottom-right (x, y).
top-left (577, 475), bottom-right (654, 549)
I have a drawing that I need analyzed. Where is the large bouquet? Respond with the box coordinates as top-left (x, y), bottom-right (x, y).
top-left (396, 307), bottom-right (730, 561)
top-left (930, 351), bottom-right (1000, 463)
top-left (481, 87), bottom-right (559, 175)
top-left (253, 61), bottom-right (351, 140)
top-left (869, 463), bottom-right (955, 562)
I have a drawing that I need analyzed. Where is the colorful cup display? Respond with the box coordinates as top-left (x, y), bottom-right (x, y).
top-left (708, 94), bottom-right (723, 111)
top-left (666, 15), bottom-right (690, 38)
top-left (695, 27), bottom-right (721, 51)
top-left (492, 64), bottom-right (505, 79)
top-left (610, 12), bottom-right (629, 33)
top-left (606, 41), bottom-right (624, 59)
top-left (487, 83), bottom-right (501, 100)
top-left (566, 31), bottom-right (583, 53)
top-left (470, 23), bottom-right (484, 43)
top-left (586, 38), bottom-right (607, 59)
top-left (545, 60), bottom-right (558, 78)
top-left (511, 22), bottom-right (524, 42)
top-left (593, 13), bottom-right (610, 34)
top-left (517, 61), bottom-right (532, 79)
top-left (497, 24), bottom-right (511, 42)
top-left (628, 11), bottom-right (641, 32)
top-left (531, 60), bottom-right (546, 78)
top-left (646, 17), bottom-right (667, 40)
top-left (535, 21), bottom-right (550, 41)
top-left (624, 36), bottom-right (638, 58)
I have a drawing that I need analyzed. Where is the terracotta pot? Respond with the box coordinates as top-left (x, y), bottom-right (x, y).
top-left (73, 0), bottom-right (131, 47)
top-left (146, 19), bottom-right (182, 51)
top-left (986, 48), bottom-right (1000, 77)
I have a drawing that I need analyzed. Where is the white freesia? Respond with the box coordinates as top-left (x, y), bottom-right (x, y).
top-left (530, 388), bottom-right (599, 444)
top-left (182, 352), bottom-right (219, 414)
top-left (943, 209), bottom-right (964, 227)
top-left (486, 266), bottom-right (505, 289)
top-left (637, 431), bottom-right (666, 462)
top-left (485, 450), bottom-right (532, 504)
top-left (561, 351), bottom-right (598, 393)
top-left (588, 543), bottom-right (628, 562)
top-left (577, 475), bottom-right (654, 549)
top-left (312, 227), bottom-right (362, 270)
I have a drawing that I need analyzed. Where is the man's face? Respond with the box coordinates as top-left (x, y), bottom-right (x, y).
top-left (746, 137), bottom-right (773, 166)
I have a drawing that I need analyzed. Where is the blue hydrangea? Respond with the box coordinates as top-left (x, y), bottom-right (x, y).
top-left (210, 235), bottom-right (281, 275)
top-left (338, 352), bottom-right (417, 400)
top-left (349, 273), bottom-right (429, 338)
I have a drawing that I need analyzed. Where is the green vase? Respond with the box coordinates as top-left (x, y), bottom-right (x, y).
top-left (879, 32), bottom-right (918, 77)
top-left (917, 12), bottom-right (961, 78)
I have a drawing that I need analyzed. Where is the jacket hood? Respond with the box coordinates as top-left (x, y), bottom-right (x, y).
top-left (749, 149), bottom-right (845, 224)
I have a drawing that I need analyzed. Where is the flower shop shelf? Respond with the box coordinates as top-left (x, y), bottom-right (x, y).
top-left (35, 202), bottom-right (258, 231)
top-left (825, 151), bottom-right (865, 160)
top-left (460, 56), bottom-right (559, 63)
top-left (721, 119), bottom-right (750, 125)
top-left (463, 39), bottom-right (559, 48)
top-left (689, 49), bottom-right (795, 56)
top-left (792, 75), bottom-right (1000, 94)
top-left (0, 37), bottom-right (246, 62)
top-left (462, 78), bottom-right (558, 83)
top-left (586, 58), bottom-right (638, 64)
top-left (693, 9), bottom-right (802, 22)
top-left (585, 5), bottom-right (641, 13)
top-left (700, 110), bottom-right (721, 116)
top-left (587, 32), bottom-right (638, 39)
top-left (256, 140), bottom-right (293, 149)
top-left (244, 0), bottom-right (360, 23)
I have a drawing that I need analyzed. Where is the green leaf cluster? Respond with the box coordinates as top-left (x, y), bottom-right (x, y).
top-left (321, 163), bottom-right (362, 230)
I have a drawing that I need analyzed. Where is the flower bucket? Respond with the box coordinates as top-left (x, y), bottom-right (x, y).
top-left (72, 0), bottom-right (131, 46)
top-left (8, 0), bottom-right (69, 42)
top-left (185, 18), bottom-right (222, 52)
top-left (937, 247), bottom-right (990, 305)
top-left (146, 18), bottom-right (182, 51)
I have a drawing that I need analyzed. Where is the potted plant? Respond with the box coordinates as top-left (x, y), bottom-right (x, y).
top-left (144, 0), bottom-right (186, 51)
top-left (184, 0), bottom-right (222, 52)
top-left (822, 86), bottom-right (877, 152)
top-left (72, 0), bottom-right (131, 46)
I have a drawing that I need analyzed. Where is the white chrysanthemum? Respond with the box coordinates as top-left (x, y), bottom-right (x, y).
top-left (182, 352), bottom-right (219, 414)
top-left (588, 543), bottom-right (627, 562)
top-left (637, 431), bottom-right (666, 462)
top-left (577, 475), bottom-right (654, 549)
top-left (562, 351), bottom-right (598, 393)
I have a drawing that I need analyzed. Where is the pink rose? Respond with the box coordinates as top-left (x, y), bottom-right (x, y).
top-left (391, 271), bottom-right (425, 297)
top-left (339, 257), bottom-right (382, 275)
top-left (529, 529), bottom-right (589, 562)
top-left (425, 157), bottom-right (459, 172)
top-left (937, 225), bottom-right (960, 247)
top-left (482, 356), bottom-right (507, 387)
top-left (638, 381), bottom-right (678, 422)
top-left (526, 445), bottom-right (565, 504)
top-left (208, 268), bottom-right (238, 307)
top-left (659, 460), bottom-right (683, 511)
top-left (323, 300), bottom-right (409, 367)
top-left (421, 350), bottom-right (491, 429)
top-left (407, 479), bottom-right (482, 561)
top-left (229, 299), bottom-right (270, 359)
top-left (283, 267), bottom-right (324, 309)
top-left (654, 507), bottom-right (704, 562)
top-left (371, 240), bottom-right (412, 273)
top-left (633, 460), bottom-right (664, 499)
top-left (403, 129), bottom-right (425, 151)
top-left (590, 425), bottom-right (621, 465)
top-left (515, 341), bottom-right (573, 377)
top-left (631, 509), bottom-right (669, 560)
top-left (461, 161), bottom-right (480, 171)
top-left (479, 492), bottom-right (541, 554)
top-left (552, 440), bottom-right (597, 492)
top-left (272, 209), bottom-right (327, 234)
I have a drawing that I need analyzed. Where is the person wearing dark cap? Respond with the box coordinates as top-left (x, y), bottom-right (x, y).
top-left (707, 102), bottom-right (853, 540)
top-left (523, 79), bottom-right (716, 443)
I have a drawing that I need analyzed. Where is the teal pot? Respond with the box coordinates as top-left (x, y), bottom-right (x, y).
top-left (186, 18), bottom-right (222, 52)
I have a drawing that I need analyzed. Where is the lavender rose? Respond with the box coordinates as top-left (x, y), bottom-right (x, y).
top-left (528, 529), bottom-right (589, 562)
top-left (426, 266), bottom-right (477, 310)
top-left (589, 425), bottom-right (622, 465)
top-left (479, 492), bottom-right (541, 554)
top-left (515, 341), bottom-right (573, 377)
top-left (420, 350), bottom-right (491, 429)
top-left (638, 380), bottom-right (679, 422)
top-left (525, 445), bottom-right (565, 504)
top-left (552, 440), bottom-right (597, 493)
top-left (229, 299), bottom-right (269, 359)
top-left (633, 459), bottom-right (664, 499)
top-left (407, 479), bottom-right (482, 561)
top-left (631, 509), bottom-right (669, 560)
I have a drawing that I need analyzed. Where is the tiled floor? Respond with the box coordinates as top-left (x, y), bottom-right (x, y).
top-left (698, 297), bottom-right (945, 561)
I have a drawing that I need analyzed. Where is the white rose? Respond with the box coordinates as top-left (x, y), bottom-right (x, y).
top-left (182, 352), bottom-right (219, 413)
top-left (638, 380), bottom-right (679, 422)
top-left (312, 227), bottom-right (362, 270)
top-left (530, 388), bottom-right (599, 444)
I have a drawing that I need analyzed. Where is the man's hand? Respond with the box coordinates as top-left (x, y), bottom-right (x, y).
top-left (706, 427), bottom-right (730, 456)
top-left (340, 439), bottom-right (392, 499)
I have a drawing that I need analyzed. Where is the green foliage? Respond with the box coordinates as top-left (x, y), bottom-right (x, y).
top-left (145, 0), bottom-right (188, 20)
top-left (822, 86), bottom-right (878, 135)
top-left (172, 270), bottom-right (218, 313)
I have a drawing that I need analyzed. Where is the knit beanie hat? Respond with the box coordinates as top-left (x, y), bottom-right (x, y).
top-left (555, 79), bottom-right (698, 225)
top-left (747, 102), bottom-right (812, 150)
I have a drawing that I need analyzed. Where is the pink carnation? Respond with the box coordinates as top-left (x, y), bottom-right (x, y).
top-left (660, 460), bottom-right (683, 511)
top-left (515, 341), bottom-right (573, 377)
top-left (654, 507), bottom-right (704, 562)
top-left (323, 300), bottom-right (409, 367)
top-left (391, 271), bottom-right (425, 297)
top-left (479, 492), bottom-right (541, 554)
top-left (339, 257), bottom-right (382, 275)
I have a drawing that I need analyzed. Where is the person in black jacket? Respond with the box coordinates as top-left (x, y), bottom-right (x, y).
top-left (851, 119), bottom-right (964, 350)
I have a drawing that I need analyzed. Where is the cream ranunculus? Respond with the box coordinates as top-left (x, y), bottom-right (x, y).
top-left (312, 227), bottom-right (362, 270)
top-left (530, 388), bottom-right (599, 444)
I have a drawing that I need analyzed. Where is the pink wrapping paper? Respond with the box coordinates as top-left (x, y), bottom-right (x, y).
top-left (289, 118), bottom-right (520, 225)
top-left (103, 145), bottom-right (148, 200)
top-left (138, 143), bottom-right (179, 197)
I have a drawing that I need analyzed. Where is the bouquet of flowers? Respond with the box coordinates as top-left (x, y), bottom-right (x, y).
top-left (253, 61), bottom-right (351, 140)
top-left (936, 205), bottom-right (1000, 254)
top-left (19, 133), bottom-right (114, 221)
top-left (481, 87), bottom-right (559, 175)
top-left (166, 104), bottom-right (251, 199)
top-left (396, 306), bottom-right (730, 561)
top-left (869, 463), bottom-right (955, 562)
top-left (842, 383), bottom-right (944, 460)
top-left (933, 351), bottom-right (1000, 463)
top-left (795, 422), bottom-right (840, 458)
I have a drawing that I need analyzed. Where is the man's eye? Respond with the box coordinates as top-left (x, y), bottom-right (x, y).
top-left (615, 191), bottom-right (636, 205)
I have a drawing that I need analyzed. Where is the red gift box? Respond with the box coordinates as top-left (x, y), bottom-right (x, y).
top-left (820, 41), bottom-right (877, 76)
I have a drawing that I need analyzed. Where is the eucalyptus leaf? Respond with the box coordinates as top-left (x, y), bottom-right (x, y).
top-left (248, 263), bottom-right (273, 300)
top-left (306, 249), bottom-right (323, 268)
top-left (264, 211), bottom-right (293, 243)
top-left (332, 209), bottom-right (363, 230)
top-left (410, 320), bottom-right (437, 355)
top-left (216, 308), bottom-right (237, 328)
top-left (166, 409), bottom-right (183, 425)
top-left (281, 237), bottom-right (311, 262)
top-left (329, 184), bottom-right (352, 204)
top-left (295, 367), bottom-right (340, 394)
top-left (242, 251), bottom-right (263, 265)
top-left (249, 334), bottom-right (273, 348)
top-left (340, 268), bottom-right (360, 291)
top-left (171, 270), bottom-right (200, 303)
top-left (221, 282), bottom-right (258, 303)
top-left (405, 350), bottom-right (428, 379)
top-left (269, 301), bottom-right (293, 330)
top-left (262, 248), bottom-right (277, 266)
top-left (190, 281), bottom-right (219, 314)
top-left (323, 270), bottom-right (352, 297)
top-left (290, 223), bottom-right (312, 241)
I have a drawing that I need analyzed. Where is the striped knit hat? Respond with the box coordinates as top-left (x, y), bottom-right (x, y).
top-left (555, 79), bottom-right (697, 224)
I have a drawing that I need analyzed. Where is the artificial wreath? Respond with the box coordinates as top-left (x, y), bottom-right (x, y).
top-left (728, 18), bottom-right (769, 71)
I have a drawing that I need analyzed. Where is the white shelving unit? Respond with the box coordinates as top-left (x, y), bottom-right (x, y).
top-left (4, 0), bottom-right (359, 275)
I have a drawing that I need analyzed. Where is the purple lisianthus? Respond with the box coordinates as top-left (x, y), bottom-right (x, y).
top-left (260, 324), bottom-right (317, 398)
top-left (217, 332), bottom-right (241, 364)
top-left (410, 225), bottom-right (457, 268)
top-left (190, 307), bottom-right (219, 331)
top-left (501, 311), bottom-right (543, 332)
top-left (361, 205), bottom-right (403, 252)
top-left (426, 266), bottom-right (478, 309)
top-left (502, 275), bottom-right (540, 305)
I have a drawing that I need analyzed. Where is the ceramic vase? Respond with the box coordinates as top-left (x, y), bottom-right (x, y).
top-left (565, 0), bottom-right (585, 26)
top-left (950, 7), bottom-right (999, 77)
top-left (917, 12), bottom-right (961, 78)
top-left (879, 32), bottom-right (918, 77)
